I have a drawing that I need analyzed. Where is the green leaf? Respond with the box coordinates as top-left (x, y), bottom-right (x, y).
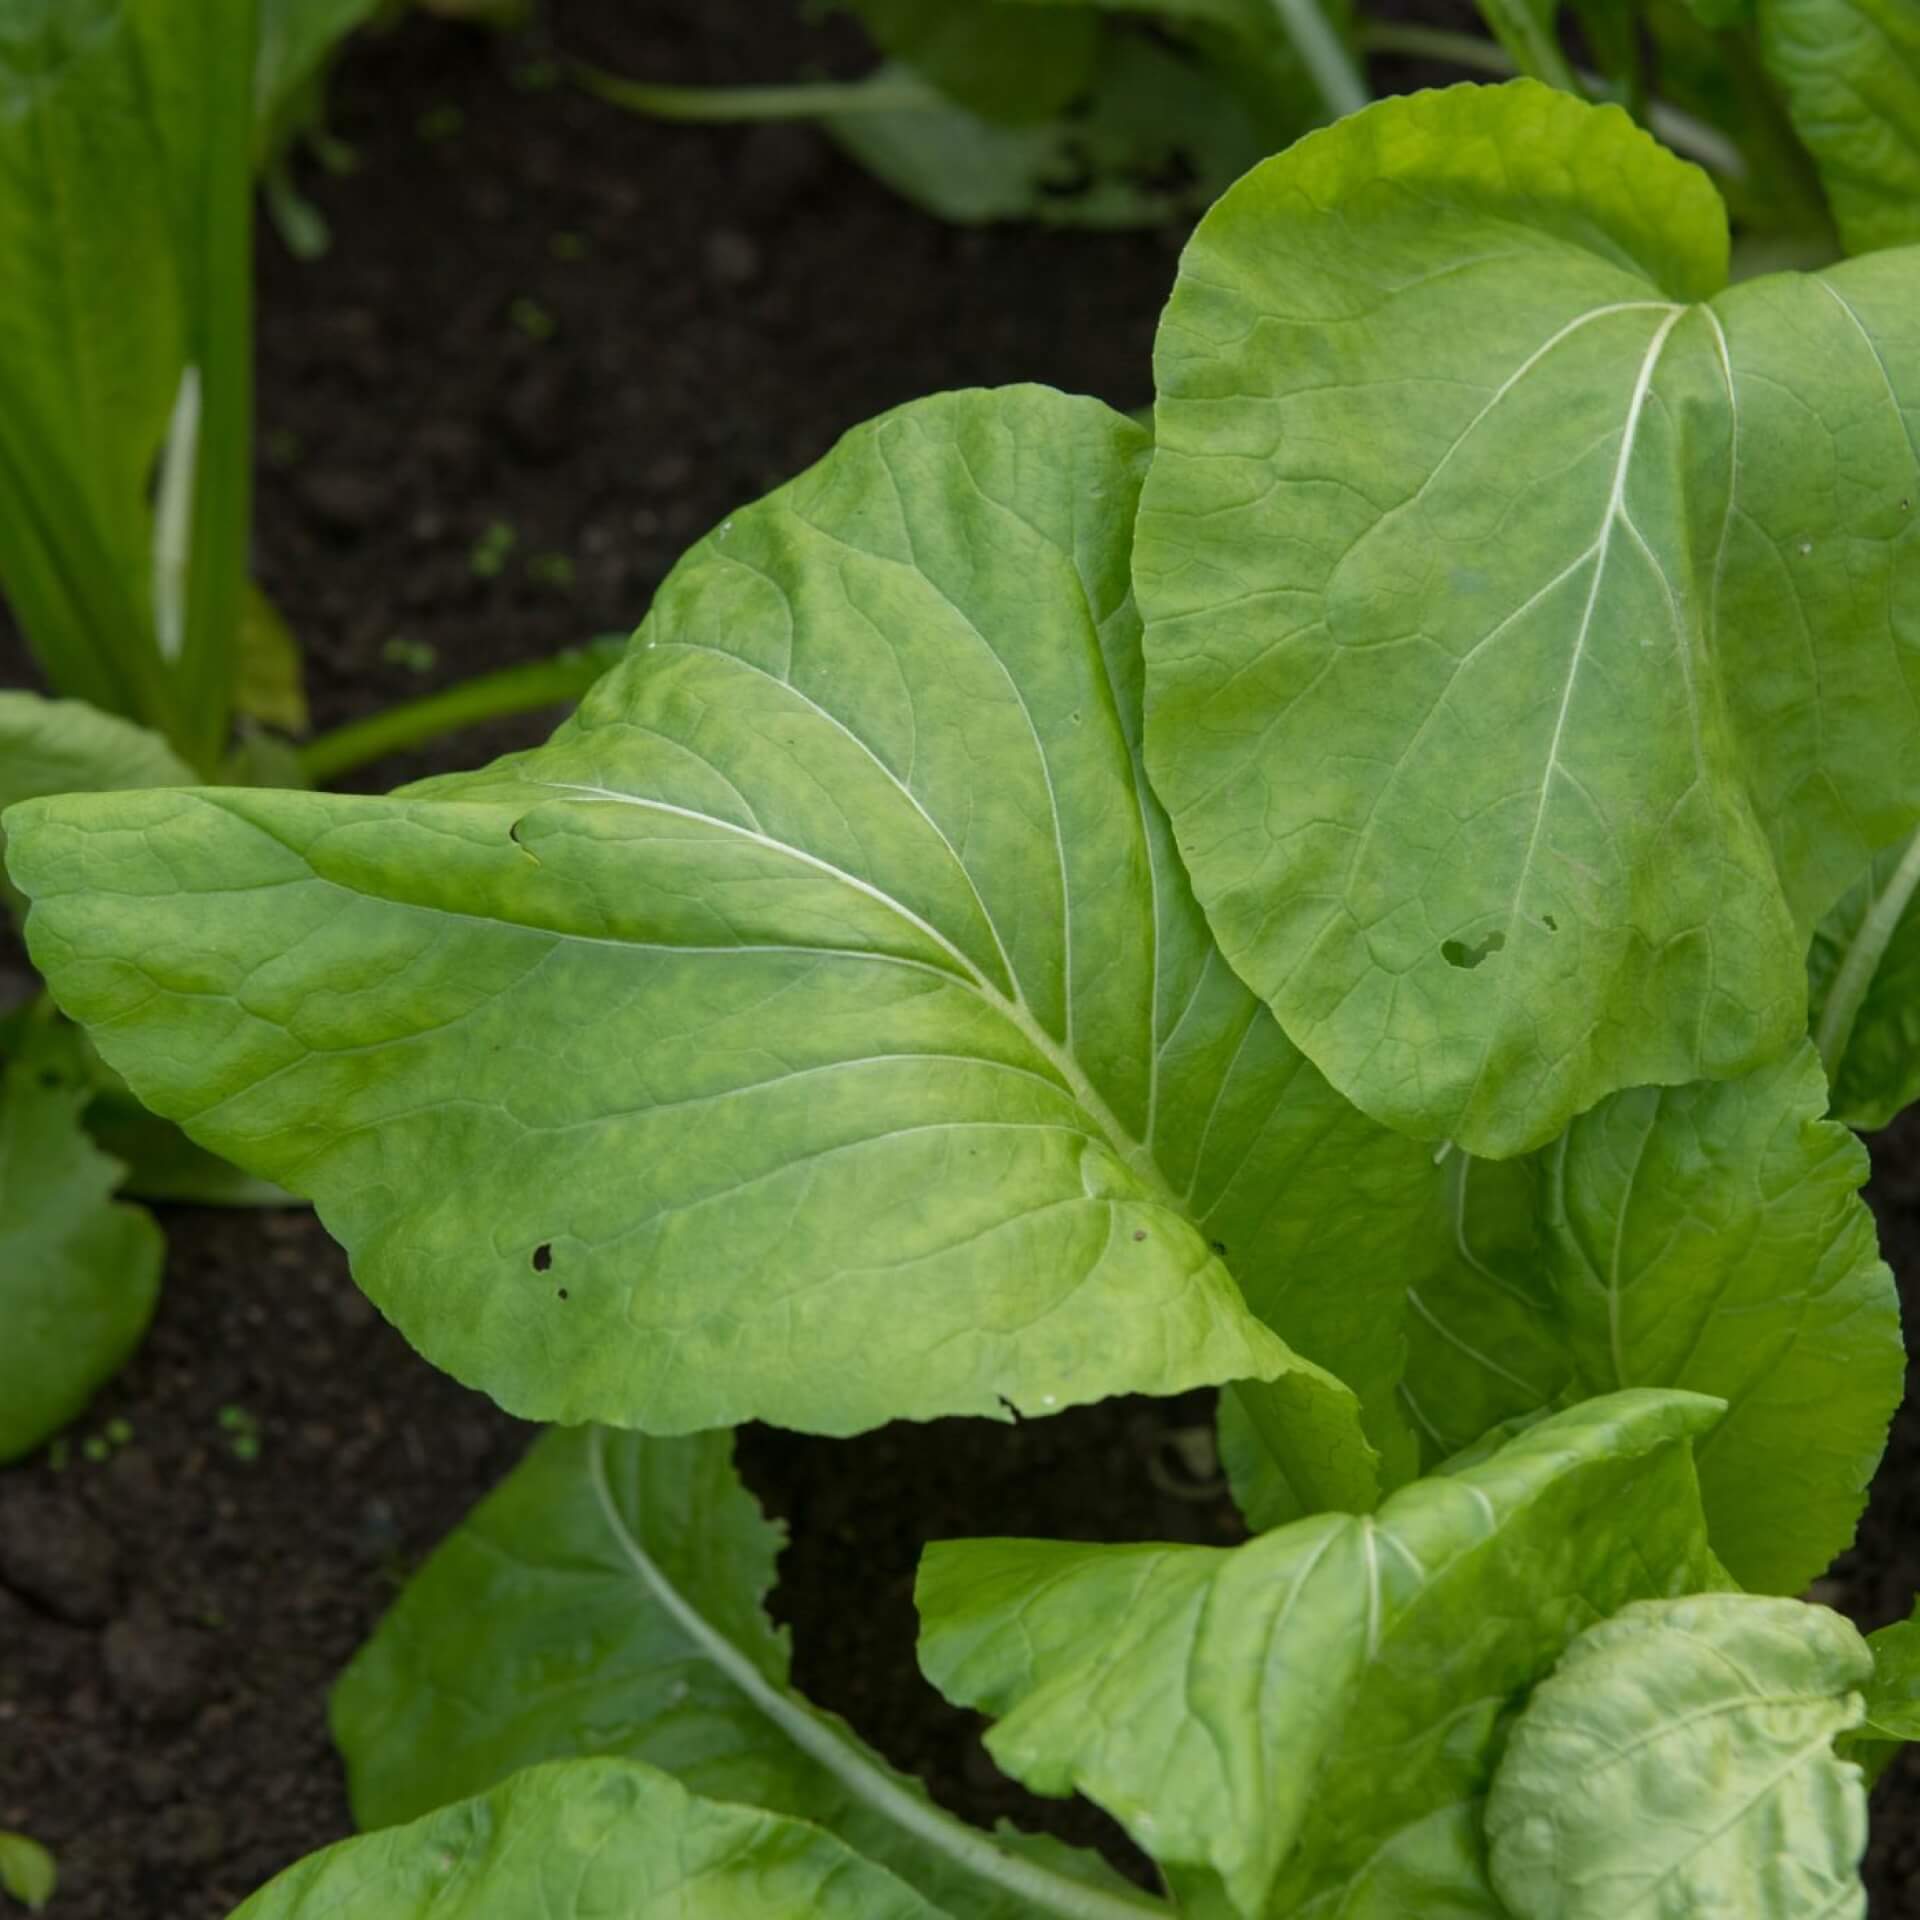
top-left (1809, 826), bottom-right (1920, 1128)
top-left (841, 0), bottom-right (1099, 123)
top-left (0, 0), bottom-right (253, 765)
top-left (0, 1831), bottom-right (55, 1914)
top-left (1486, 1594), bottom-right (1871, 1919)
top-left (918, 1391), bottom-right (1724, 1920)
top-left (824, 42), bottom-right (1271, 231)
top-left (255, 0), bottom-right (383, 160)
top-left (228, 1758), bottom-right (945, 1920)
top-left (4, 388), bottom-right (1414, 1486)
top-left (1843, 1598), bottom-right (1920, 1781)
top-left (1758, 0), bottom-right (1920, 255)
top-left (335, 1423), bottom-right (1150, 1920)
top-left (1137, 80), bottom-right (1920, 1155)
top-left (1399, 1043), bottom-right (1899, 1594)
top-left (0, 1006), bottom-right (162, 1463)
top-left (233, 580), bottom-right (310, 737)
top-left (0, 692), bottom-right (195, 915)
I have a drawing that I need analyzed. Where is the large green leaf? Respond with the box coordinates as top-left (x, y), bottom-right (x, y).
top-left (1759, 0), bottom-right (1920, 255)
top-left (918, 1391), bottom-right (1724, 1920)
top-left (0, 1006), bottom-right (162, 1462)
top-left (335, 1423), bottom-right (1151, 1920)
top-left (0, 0), bottom-right (252, 765)
top-left (1486, 1594), bottom-right (1871, 1919)
top-left (1396, 1043), bottom-right (1899, 1593)
top-left (1808, 826), bottom-right (1920, 1128)
top-left (1137, 81), bottom-right (1920, 1156)
top-left (229, 1759), bottom-right (945, 1920)
top-left (4, 388), bottom-right (1420, 1477)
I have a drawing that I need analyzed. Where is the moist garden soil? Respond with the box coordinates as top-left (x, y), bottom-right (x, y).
top-left (0, 3), bottom-right (1915, 1912)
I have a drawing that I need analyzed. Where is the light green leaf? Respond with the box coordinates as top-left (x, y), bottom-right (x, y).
top-left (0, 692), bottom-right (195, 915)
top-left (0, 1831), bottom-right (55, 1913)
top-left (824, 42), bottom-right (1270, 231)
top-left (1400, 1043), bottom-right (1899, 1594)
top-left (335, 1423), bottom-right (1150, 1920)
top-left (1759, 0), bottom-right (1920, 255)
top-left (4, 388), bottom-right (1415, 1486)
top-left (1137, 80), bottom-right (1920, 1156)
top-left (229, 1758), bottom-right (945, 1920)
top-left (0, 1006), bottom-right (162, 1463)
top-left (1809, 826), bottom-right (1920, 1128)
top-left (1487, 1594), bottom-right (1871, 1920)
top-left (918, 1391), bottom-right (1724, 1920)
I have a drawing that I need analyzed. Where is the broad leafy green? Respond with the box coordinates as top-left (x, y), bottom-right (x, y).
top-left (6, 388), bottom-right (1426, 1480)
top-left (1397, 1042), bottom-right (1899, 1593)
top-left (1221, 1040), bottom-right (1898, 1593)
top-left (334, 1423), bottom-right (1148, 1919)
top-left (1809, 827), bottom-right (1920, 1128)
top-left (1137, 80), bottom-right (1920, 1156)
top-left (1759, 0), bottom-right (1920, 255)
top-left (229, 1758), bottom-right (945, 1920)
top-left (1486, 1594), bottom-right (1872, 1919)
top-left (0, 1006), bottom-right (162, 1462)
top-left (918, 1391), bottom-right (1723, 1920)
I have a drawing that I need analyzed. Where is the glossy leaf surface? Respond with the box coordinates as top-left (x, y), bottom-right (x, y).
top-left (333, 1423), bottom-right (1142, 1920)
top-left (229, 1759), bottom-right (943, 1920)
top-left (1487, 1594), bottom-right (1871, 1919)
top-left (919, 1392), bottom-right (1723, 1919)
top-left (1138, 81), bottom-right (1920, 1154)
top-left (6, 389), bottom-right (1417, 1484)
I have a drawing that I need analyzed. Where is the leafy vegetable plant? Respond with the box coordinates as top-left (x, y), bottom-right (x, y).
top-left (8, 76), bottom-right (1920, 1915)
top-left (577, 0), bottom-right (1919, 274)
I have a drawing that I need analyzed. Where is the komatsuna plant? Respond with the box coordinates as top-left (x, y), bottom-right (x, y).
top-left (7, 82), bottom-right (1920, 1913)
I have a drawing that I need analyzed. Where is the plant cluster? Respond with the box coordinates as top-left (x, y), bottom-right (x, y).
top-left (581, 0), bottom-right (1917, 266)
top-left (7, 56), bottom-right (1920, 1915)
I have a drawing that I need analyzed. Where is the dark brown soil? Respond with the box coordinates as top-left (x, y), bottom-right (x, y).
top-left (0, 4), bottom-right (1914, 1915)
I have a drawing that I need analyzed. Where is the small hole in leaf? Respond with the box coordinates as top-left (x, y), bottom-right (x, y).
top-left (1210, 1240), bottom-right (1227, 1256)
top-left (532, 1243), bottom-right (553, 1272)
top-left (1441, 931), bottom-right (1506, 971)
top-left (556, 1287), bottom-right (569, 1301)
top-left (1132, 1228), bottom-right (1148, 1243)
top-left (1542, 914), bottom-right (1557, 932)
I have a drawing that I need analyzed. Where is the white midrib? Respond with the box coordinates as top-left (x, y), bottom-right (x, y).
top-left (533, 781), bottom-right (1179, 1205)
top-left (1814, 824), bottom-right (1920, 1080)
top-left (585, 1430), bottom-right (1168, 1920)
